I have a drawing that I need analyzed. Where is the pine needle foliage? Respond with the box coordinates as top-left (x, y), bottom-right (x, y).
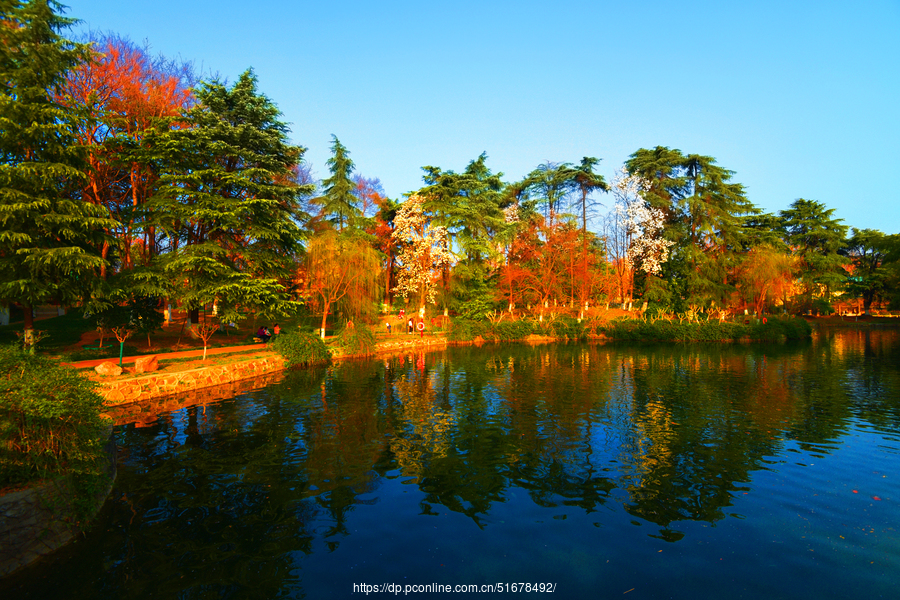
top-left (315, 135), bottom-right (360, 231)
top-left (0, 0), bottom-right (117, 333)
top-left (148, 68), bottom-right (309, 324)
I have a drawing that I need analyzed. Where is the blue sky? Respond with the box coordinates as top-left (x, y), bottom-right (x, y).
top-left (66, 0), bottom-right (899, 233)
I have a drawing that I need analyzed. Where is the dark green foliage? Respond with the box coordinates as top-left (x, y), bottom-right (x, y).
top-left (604, 319), bottom-right (743, 342)
top-left (602, 316), bottom-right (811, 342)
top-left (0, 0), bottom-right (117, 333)
top-left (521, 161), bottom-right (578, 219)
top-left (448, 317), bottom-right (590, 342)
top-left (550, 316), bottom-right (587, 340)
top-left (269, 330), bottom-right (330, 368)
top-left (148, 69), bottom-right (308, 325)
top-left (841, 228), bottom-right (892, 313)
top-left (129, 296), bottom-right (164, 340)
top-left (420, 153), bottom-right (508, 312)
top-left (0, 308), bottom-right (89, 351)
top-left (746, 316), bottom-right (812, 341)
top-left (455, 282), bottom-right (498, 320)
top-left (492, 319), bottom-right (536, 341)
top-left (315, 135), bottom-right (360, 231)
top-left (336, 322), bottom-right (376, 356)
top-left (447, 318), bottom-right (492, 342)
top-left (0, 346), bottom-right (108, 490)
top-left (810, 298), bottom-right (835, 316)
top-left (779, 198), bottom-right (848, 311)
top-left (626, 147), bottom-right (759, 305)
top-left (89, 296), bottom-right (161, 332)
top-left (572, 156), bottom-right (609, 234)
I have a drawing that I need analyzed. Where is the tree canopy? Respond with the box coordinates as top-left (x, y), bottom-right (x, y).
top-left (148, 68), bottom-right (309, 324)
top-left (0, 0), bottom-right (116, 339)
top-left (3, 1), bottom-right (897, 341)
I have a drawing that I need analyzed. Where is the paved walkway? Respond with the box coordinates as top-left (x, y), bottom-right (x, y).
top-left (63, 343), bottom-right (269, 369)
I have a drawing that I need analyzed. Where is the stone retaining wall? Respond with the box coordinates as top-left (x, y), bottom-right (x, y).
top-left (0, 433), bottom-right (116, 578)
top-left (102, 370), bottom-right (286, 426)
top-left (97, 341), bottom-right (448, 408)
top-left (99, 354), bottom-right (286, 405)
top-left (97, 340), bottom-right (450, 425)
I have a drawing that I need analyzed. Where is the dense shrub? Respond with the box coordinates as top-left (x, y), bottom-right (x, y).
top-left (492, 319), bottom-right (536, 341)
top-left (747, 316), bottom-right (813, 341)
top-left (0, 347), bottom-right (109, 503)
top-left (602, 316), bottom-right (811, 342)
top-left (336, 322), bottom-right (377, 356)
top-left (447, 318), bottom-right (491, 342)
top-left (269, 330), bottom-right (331, 367)
top-left (550, 316), bottom-right (587, 340)
top-left (450, 317), bottom-right (597, 342)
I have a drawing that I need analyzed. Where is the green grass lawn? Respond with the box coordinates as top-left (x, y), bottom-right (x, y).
top-left (0, 308), bottom-right (355, 360)
top-left (0, 310), bottom-right (92, 352)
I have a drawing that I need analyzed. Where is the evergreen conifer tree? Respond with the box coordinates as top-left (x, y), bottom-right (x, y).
top-left (779, 198), bottom-right (848, 312)
top-left (316, 135), bottom-right (360, 231)
top-left (0, 0), bottom-right (115, 343)
top-left (149, 68), bottom-right (310, 325)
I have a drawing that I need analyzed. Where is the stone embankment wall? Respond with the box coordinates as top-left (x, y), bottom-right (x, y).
top-left (99, 354), bottom-right (286, 406)
top-left (98, 339), bottom-right (448, 409)
top-left (102, 370), bottom-right (286, 426)
top-left (0, 433), bottom-right (116, 577)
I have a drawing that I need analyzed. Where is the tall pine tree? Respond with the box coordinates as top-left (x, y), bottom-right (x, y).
top-left (626, 147), bottom-right (758, 307)
top-left (419, 153), bottom-right (506, 316)
top-left (315, 135), bottom-right (360, 231)
top-left (0, 0), bottom-right (115, 342)
top-left (149, 68), bottom-right (310, 325)
top-left (779, 198), bottom-right (848, 312)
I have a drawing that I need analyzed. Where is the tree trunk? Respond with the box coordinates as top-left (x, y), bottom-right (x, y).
top-left (100, 241), bottom-right (109, 279)
top-left (320, 302), bottom-right (330, 338)
top-left (23, 303), bottom-right (35, 352)
top-left (384, 253), bottom-right (394, 304)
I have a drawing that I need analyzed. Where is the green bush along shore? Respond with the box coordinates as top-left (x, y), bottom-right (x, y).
top-left (448, 315), bottom-right (811, 343)
top-left (1, 347), bottom-right (111, 523)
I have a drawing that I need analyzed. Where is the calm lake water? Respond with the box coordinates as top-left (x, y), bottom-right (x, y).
top-left (3, 328), bottom-right (899, 599)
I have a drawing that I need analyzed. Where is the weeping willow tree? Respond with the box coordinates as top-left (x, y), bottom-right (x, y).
top-left (306, 229), bottom-right (381, 338)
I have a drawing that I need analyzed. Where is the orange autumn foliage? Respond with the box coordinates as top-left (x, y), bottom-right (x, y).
top-left (56, 35), bottom-right (194, 272)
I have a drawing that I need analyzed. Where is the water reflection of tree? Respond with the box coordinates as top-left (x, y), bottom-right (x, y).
top-left (495, 344), bottom-right (618, 512)
top-left (822, 328), bottom-right (900, 428)
top-left (85, 331), bottom-right (900, 595)
top-left (386, 350), bottom-right (507, 523)
top-left (299, 360), bottom-right (394, 546)
top-left (103, 367), bottom-right (329, 597)
top-left (617, 339), bottom-right (868, 531)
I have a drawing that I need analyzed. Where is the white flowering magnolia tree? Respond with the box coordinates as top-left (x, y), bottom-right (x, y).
top-left (605, 168), bottom-right (674, 303)
top-left (391, 194), bottom-right (453, 317)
